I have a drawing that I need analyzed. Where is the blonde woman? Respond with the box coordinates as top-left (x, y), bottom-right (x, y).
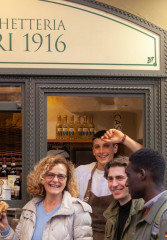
top-left (0, 155), bottom-right (93, 240)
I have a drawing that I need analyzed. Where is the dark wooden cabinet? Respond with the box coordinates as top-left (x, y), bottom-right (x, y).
top-left (47, 139), bottom-right (95, 167)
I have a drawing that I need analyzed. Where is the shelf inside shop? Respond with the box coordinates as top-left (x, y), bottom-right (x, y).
top-left (47, 139), bottom-right (92, 143)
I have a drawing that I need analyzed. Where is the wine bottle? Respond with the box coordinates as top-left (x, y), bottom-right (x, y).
top-left (82, 115), bottom-right (89, 139)
top-left (75, 115), bottom-right (82, 139)
top-left (8, 157), bottom-right (17, 200)
top-left (0, 157), bottom-right (8, 186)
top-left (68, 115), bottom-right (75, 139)
top-left (62, 115), bottom-right (68, 139)
top-left (56, 115), bottom-right (62, 139)
top-left (88, 115), bottom-right (95, 138)
top-left (13, 174), bottom-right (21, 200)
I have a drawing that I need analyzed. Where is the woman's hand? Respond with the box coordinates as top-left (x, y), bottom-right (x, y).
top-left (0, 212), bottom-right (9, 231)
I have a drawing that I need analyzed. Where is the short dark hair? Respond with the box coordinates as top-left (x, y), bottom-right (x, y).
top-left (92, 130), bottom-right (107, 142)
top-left (104, 155), bottom-right (129, 179)
top-left (129, 148), bottom-right (165, 185)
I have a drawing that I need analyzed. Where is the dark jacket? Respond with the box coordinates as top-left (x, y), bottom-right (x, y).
top-left (103, 198), bottom-right (144, 240)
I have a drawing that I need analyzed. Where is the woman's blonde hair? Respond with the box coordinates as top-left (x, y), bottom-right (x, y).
top-left (27, 155), bottom-right (79, 197)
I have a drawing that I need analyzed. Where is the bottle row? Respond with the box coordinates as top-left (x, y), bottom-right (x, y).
top-left (56, 114), bottom-right (95, 140)
top-left (0, 157), bottom-right (21, 200)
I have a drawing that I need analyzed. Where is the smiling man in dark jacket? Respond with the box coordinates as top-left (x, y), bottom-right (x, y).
top-left (103, 156), bottom-right (144, 240)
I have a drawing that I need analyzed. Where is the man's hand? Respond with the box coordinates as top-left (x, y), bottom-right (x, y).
top-left (101, 129), bottom-right (125, 143)
top-left (101, 128), bottom-right (142, 152)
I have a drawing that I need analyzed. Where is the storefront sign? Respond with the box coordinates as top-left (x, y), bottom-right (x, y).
top-left (0, 0), bottom-right (160, 70)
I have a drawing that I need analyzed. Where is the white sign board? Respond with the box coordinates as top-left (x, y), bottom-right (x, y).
top-left (0, 0), bottom-right (160, 70)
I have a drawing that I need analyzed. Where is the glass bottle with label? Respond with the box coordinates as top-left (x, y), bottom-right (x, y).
top-left (62, 115), bottom-right (68, 140)
top-left (0, 157), bottom-right (8, 186)
top-left (88, 115), bottom-right (95, 138)
top-left (68, 115), bottom-right (75, 139)
top-left (82, 115), bottom-right (89, 139)
top-left (56, 114), bottom-right (62, 139)
top-left (14, 174), bottom-right (21, 199)
top-left (8, 157), bottom-right (17, 200)
top-left (75, 115), bottom-right (82, 139)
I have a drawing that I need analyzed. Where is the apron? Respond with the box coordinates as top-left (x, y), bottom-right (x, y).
top-left (83, 163), bottom-right (113, 240)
